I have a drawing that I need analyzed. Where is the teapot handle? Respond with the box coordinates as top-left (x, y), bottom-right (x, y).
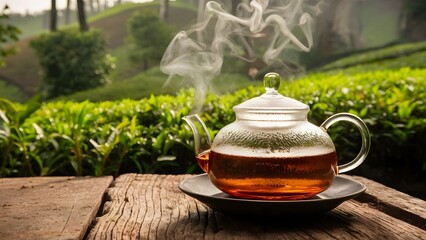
top-left (320, 113), bottom-right (371, 173)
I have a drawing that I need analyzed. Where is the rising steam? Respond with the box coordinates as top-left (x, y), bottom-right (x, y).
top-left (160, 0), bottom-right (323, 114)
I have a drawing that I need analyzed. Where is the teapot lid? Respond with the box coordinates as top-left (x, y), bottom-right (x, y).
top-left (233, 72), bottom-right (309, 121)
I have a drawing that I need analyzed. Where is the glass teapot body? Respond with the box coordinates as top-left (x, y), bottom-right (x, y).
top-left (208, 118), bottom-right (338, 200)
top-left (186, 73), bottom-right (370, 200)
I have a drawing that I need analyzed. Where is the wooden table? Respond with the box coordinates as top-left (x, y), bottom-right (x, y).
top-left (1, 174), bottom-right (425, 239)
top-left (0, 176), bottom-right (113, 240)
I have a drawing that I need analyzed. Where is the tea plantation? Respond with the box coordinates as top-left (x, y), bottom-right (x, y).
top-left (1, 41), bottom-right (426, 198)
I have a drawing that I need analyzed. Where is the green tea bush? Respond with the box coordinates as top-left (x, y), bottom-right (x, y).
top-left (280, 68), bottom-right (426, 183)
top-left (320, 41), bottom-right (426, 71)
top-left (0, 81), bottom-right (26, 103)
top-left (0, 94), bottom-right (196, 177)
top-left (126, 10), bottom-right (174, 69)
top-left (0, 68), bottom-right (425, 184)
top-left (60, 68), bottom-right (255, 102)
top-left (0, 5), bottom-right (21, 67)
top-left (325, 50), bottom-right (426, 75)
top-left (30, 29), bottom-right (115, 99)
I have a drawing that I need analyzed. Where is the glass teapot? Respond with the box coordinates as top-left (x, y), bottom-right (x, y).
top-left (183, 72), bottom-right (370, 200)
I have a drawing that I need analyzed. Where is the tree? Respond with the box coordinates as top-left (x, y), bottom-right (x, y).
top-left (65, 0), bottom-right (71, 24)
top-left (50, 0), bottom-right (57, 31)
top-left (126, 11), bottom-right (173, 70)
top-left (76, 0), bottom-right (89, 32)
top-left (88, 0), bottom-right (94, 13)
top-left (31, 29), bottom-right (114, 99)
top-left (0, 5), bottom-right (21, 67)
top-left (160, 0), bottom-right (169, 21)
top-left (399, 0), bottom-right (426, 41)
top-left (96, 0), bottom-right (101, 12)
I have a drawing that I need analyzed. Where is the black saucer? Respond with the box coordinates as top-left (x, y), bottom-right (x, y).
top-left (179, 174), bottom-right (366, 215)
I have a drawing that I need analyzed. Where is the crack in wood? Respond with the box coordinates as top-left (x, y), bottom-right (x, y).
top-left (355, 192), bottom-right (426, 231)
top-left (58, 198), bottom-right (76, 240)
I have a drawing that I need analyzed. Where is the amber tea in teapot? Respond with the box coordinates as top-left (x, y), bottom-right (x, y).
top-left (197, 149), bottom-right (338, 200)
top-left (186, 73), bottom-right (370, 200)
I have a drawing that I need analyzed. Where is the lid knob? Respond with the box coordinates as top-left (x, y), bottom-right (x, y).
top-left (263, 72), bottom-right (281, 93)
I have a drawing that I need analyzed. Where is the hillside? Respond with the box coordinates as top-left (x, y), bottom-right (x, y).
top-left (56, 40), bottom-right (426, 102)
top-left (59, 67), bottom-right (255, 102)
top-left (0, 2), bottom-right (197, 100)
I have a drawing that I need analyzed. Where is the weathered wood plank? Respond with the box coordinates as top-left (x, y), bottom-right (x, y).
top-left (0, 176), bottom-right (113, 240)
top-left (87, 174), bottom-right (426, 240)
top-left (352, 175), bottom-right (426, 225)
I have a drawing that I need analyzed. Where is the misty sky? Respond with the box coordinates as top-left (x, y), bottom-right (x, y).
top-left (0, 0), bottom-right (152, 14)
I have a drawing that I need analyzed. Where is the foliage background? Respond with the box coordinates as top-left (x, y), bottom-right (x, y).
top-left (1, 1), bottom-right (426, 200)
top-left (1, 63), bottom-right (425, 198)
top-left (30, 29), bottom-right (114, 99)
top-left (0, 5), bottom-right (21, 67)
